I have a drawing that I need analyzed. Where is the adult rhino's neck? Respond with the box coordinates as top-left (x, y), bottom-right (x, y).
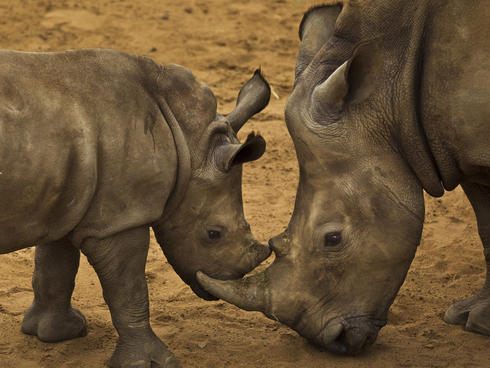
top-left (388, 0), bottom-right (445, 197)
top-left (340, 0), bottom-right (444, 197)
top-left (418, 0), bottom-right (487, 190)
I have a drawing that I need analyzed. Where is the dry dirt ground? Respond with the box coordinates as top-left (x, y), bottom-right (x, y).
top-left (0, 0), bottom-right (489, 367)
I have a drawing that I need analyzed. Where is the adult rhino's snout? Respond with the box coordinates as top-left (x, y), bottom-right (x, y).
top-left (268, 231), bottom-right (290, 258)
top-left (320, 317), bottom-right (386, 355)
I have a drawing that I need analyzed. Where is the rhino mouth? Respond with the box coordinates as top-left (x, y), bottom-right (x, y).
top-left (317, 316), bottom-right (387, 355)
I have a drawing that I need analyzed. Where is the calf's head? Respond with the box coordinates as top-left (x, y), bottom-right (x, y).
top-left (198, 5), bottom-right (427, 354)
top-left (153, 67), bottom-right (271, 300)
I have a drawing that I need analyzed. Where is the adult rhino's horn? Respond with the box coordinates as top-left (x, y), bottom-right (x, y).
top-left (227, 69), bottom-right (271, 133)
top-left (312, 59), bottom-right (350, 112)
top-left (196, 270), bottom-right (269, 312)
top-left (312, 40), bottom-right (381, 114)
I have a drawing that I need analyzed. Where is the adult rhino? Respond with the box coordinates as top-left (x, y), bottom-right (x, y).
top-left (0, 48), bottom-right (271, 367)
top-left (198, 0), bottom-right (490, 356)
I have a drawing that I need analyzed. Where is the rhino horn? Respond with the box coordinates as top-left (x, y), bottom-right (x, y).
top-left (311, 59), bottom-right (351, 112)
top-left (227, 69), bottom-right (271, 133)
top-left (196, 270), bottom-right (269, 312)
top-left (312, 42), bottom-right (381, 113)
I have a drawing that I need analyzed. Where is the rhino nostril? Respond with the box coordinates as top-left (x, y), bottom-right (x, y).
top-left (267, 239), bottom-right (276, 251)
top-left (342, 327), bottom-right (380, 355)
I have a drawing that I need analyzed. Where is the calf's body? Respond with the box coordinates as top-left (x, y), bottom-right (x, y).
top-left (0, 48), bottom-right (271, 367)
top-left (0, 49), bottom-right (176, 251)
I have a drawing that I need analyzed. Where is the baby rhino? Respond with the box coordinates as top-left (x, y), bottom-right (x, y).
top-left (0, 49), bottom-right (271, 367)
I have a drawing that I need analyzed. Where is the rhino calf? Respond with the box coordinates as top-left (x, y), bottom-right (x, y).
top-left (0, 49), bottom-right (271, 367)
top-left (198, 0), bottom-right (490, 356)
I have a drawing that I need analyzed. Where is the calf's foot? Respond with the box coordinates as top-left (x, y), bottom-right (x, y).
top-left (444, 290), bottom-right (490, 336)
top-left (21, 303), bottom-right (87, 342)
top-left (109, 330), bottom-right (179, 368)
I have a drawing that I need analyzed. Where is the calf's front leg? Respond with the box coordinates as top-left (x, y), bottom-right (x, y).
top-left (444, 182), bottom-right (490, 335)
top-left (81, 226), bottom-right (179, 368)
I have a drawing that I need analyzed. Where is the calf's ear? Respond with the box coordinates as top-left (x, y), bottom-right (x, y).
top-left (227, 70), bottom-right (271, 133)
top-left (214, 133), bottom-right (266, 172)
top-left (312, 42), bottom-right (381, 115)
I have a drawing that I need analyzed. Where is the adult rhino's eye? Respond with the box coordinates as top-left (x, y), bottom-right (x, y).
top-left (324, 232), bottom-right (342, 247)
top-left (207, 230), bottom-right (221, 241)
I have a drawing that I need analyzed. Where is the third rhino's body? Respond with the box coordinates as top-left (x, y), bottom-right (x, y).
top-left (198, 0), bottom-right (490, 355)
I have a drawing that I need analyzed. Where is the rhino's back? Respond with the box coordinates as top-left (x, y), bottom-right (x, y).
top-left (0, 49), bottom-right (177, 251)
top-left (421, 0), bottom-right (490, 187)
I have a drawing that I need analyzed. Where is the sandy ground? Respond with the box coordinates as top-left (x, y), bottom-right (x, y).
top-left (0, 0), bottom-right (489, 367)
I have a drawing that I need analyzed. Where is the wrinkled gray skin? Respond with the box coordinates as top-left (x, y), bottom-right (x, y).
top-left (198, 0), bottom-right (490, 356)
top-left (0, 48), bottom-right (271, 367)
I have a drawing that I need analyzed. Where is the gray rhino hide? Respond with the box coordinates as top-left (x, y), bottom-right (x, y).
top-left (196, 0), bottom-right (490, 356)
top-left (0, 49), bottom-right (176, 251)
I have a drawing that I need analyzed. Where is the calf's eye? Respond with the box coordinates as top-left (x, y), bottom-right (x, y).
top-left (207, 230), bottom-right (221, 240)
top-left (324, 232), bottom-right (342, 247)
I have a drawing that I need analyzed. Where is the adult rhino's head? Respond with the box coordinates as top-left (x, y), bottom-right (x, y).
top-left (198, 4), bottom-right (431, 354)
top-left (153, 65), bottom-right (272, 300)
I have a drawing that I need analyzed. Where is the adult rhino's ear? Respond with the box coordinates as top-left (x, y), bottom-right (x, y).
top-left (227, 69), bottom-right (271, 133)
top-left (311, 42), bottom-right (381, 115)
top-left (214, 133), bottom-right (266, 172)
top-left (296, 4), bottom-right (343, 80)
